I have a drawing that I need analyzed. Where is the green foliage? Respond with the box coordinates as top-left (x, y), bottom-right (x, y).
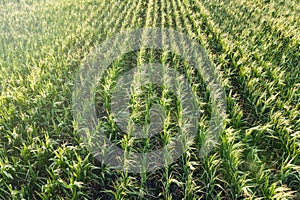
top-left (0, 0), bottom-right (299, 199)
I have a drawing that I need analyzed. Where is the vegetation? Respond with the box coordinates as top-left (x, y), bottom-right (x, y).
top-left (0, 0), bottom-right (299, 199)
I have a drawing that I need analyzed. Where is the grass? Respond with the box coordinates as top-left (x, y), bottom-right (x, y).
top-left (0, 0), bottom-right (299, 199)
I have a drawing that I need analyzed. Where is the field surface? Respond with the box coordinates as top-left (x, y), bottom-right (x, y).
top-left (0, 0), bottom-right (299, 199)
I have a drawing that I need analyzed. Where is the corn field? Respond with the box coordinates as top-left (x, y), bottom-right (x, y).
top-left (0, 0), bottom-right (299, 199)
